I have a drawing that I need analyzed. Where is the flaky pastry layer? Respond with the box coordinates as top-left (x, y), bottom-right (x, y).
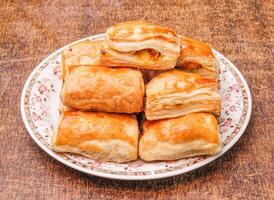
top-left (98, 21), bottom-right (180, 70)
top-left (145, 70), bottom-right (221, 120)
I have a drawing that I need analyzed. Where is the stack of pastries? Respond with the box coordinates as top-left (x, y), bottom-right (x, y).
top-left (52, 21), bottom-right (222, 163)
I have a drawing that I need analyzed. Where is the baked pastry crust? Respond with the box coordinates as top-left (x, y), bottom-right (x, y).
top-left (52, 111), bottom-right (139, 163)
top-left (60, 65), bottom-right (144, 113)
top-left (139, 113), bottom-right (222, 161)
top-left (177, 37), bottom-right (218, 78)
top-left (145, 70), bottom-right (220, 120)
top-left (98, 21), bottom-right (180, 70)
top-left (62, 40), bottom-right (103, 79)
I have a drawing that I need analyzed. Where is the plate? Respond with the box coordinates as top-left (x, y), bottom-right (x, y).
top-left (21, 34), bottom-right (252, 180)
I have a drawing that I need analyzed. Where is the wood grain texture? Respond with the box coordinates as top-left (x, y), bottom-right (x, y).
top-left (0, 0), bottom-right (273, 199)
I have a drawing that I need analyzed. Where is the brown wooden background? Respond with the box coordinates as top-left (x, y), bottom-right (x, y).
top-left (0, 0), bottom-right (273, 199)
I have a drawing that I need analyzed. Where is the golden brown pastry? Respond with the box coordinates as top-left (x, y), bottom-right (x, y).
top-left (99, 21), bottom-right (180, 70)
top-left (177, 37), bottom-right (218, 78)
top-left (61, 65), bottom-right (144, 113)
top-left (139, 113), bottom-right (222, 161)
top-left (52, 111), bottom-right (139, 163)
top-left (62, 40), bottom-right (103, 79)
top-left (145, 70), bottom-right (220, 120)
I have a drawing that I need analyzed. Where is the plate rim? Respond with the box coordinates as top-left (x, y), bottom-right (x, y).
top-left (20, 34), bottom-right (252, 180)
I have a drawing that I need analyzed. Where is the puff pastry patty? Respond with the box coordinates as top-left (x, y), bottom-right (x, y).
top-left (62, 40), bottom-right (103, 79)
top-left (99, 21), bottom-right (180, 70)
top-left (145, 70), bottom-right (221, 120)
top-left (61, 65), bottom-right (144, 113)
top-left (52, 111), bottom-right (139, 163)
top-left (139, 113), bottom-right (222, 161)
top-left (177, 37), bottom-right (218, 78)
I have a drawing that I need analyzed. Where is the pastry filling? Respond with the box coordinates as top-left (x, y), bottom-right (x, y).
top-left (134, 49), bottom-right (161, 61)
top-left (181, 62), bottom-right (202, 69)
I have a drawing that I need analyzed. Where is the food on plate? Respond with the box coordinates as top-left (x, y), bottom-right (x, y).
top-left (60, 65), bottom-right (144, 113)
top-left (52, 111), bottom-right (139, 163)
top-left (62, 40), bottom-right (103, 79)
top-left (98, 21), bottom-right (180, 70)
top-left (177, 37), bottom-right (218, 78)
top-left (139, 113), bottom-right (222, 161)
top-left (145, 70), bottom-right (220, 120)
top-left (51, 21), bottom-right (223, 164)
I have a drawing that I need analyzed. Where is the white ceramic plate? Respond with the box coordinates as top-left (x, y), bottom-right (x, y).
top-left (21, 34), bottom-right (252, 180)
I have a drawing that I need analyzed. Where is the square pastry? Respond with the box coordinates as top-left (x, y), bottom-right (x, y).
top-left (139, 113), bottom-right (222, 161)
top-left (61, 65), bottom-right (144, 113)
top-left (145, 70), bottom-right (220, 120)
top-left (98, 21), bottom-right (180, 70)
top-left (52, 111), bottom-right (139, 163)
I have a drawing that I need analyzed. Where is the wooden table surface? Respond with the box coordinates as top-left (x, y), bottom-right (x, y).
top-left (0, 0), bottom-right (273, 199)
